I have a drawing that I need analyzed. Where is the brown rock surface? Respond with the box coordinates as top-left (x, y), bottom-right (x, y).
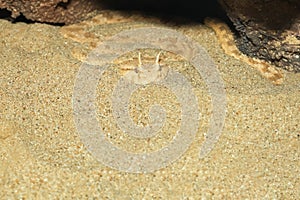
top-left (0, 0), bottom-right (102, 24)
top-left (220, 0), bottom-right (300, 72)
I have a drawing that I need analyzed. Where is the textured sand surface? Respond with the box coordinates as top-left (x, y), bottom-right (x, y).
top-left (0, 16), bottom-right (299, 199)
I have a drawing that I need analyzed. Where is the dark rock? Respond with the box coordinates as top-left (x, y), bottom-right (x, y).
top-left (0, 0), bottom-right (102, 24)
top-left (219, 0), bottom-right (300, 72)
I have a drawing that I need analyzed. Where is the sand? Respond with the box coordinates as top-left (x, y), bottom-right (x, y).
top-left (0, 15), bottom-right (299, 199)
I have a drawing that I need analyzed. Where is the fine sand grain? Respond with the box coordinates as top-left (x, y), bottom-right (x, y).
top-left (0, 15), bottom-right (299, 199)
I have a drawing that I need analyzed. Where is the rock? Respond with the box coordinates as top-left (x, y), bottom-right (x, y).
top-left (0, 0), bottom-right (102, 24)
top-left (219, 0), bottom-right (300, 72)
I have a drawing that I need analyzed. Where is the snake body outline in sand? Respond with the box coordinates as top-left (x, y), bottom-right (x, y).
top-left (204, 17), bottom-right (284, 85)
top-left (73, 27), bottom-right (227, 173)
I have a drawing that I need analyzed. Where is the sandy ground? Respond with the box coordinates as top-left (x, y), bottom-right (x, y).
top-left (0, 14), bottom-right (299, 199)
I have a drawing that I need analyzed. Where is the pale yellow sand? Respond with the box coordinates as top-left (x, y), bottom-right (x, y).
top-left (0, 16), bottom-right (299, 199)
